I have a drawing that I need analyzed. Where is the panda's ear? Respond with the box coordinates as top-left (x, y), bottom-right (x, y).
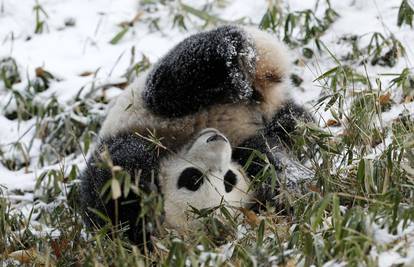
top-left (177, 167), bottom-right (204, 191)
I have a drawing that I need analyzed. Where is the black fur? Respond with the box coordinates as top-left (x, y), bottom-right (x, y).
top-left (78, 133), bottom-right (165, 247)
top-left (264, 100), bottom-right (313, 146)
top-left (232, 100), bottom-right (313, 210)
top-left (143, 25), bottom-right (256, 117)
top-left (177, 167), bottom-right (204, 191)
top-left (223, 170), bottom-right (237, 193)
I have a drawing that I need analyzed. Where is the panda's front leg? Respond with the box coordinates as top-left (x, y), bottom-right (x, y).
top-left (264, 100), bottom-right (314, 146)
top-left (233, 101), bottom-right (313, 210)
top-left (232, 100), bottom-right (312, 174)
top-left (232, 134), bottom-right (284, 211)
top-left (143, 25), bottom-right (256, 118)
top-left (232, 135), bottom-right (282, 176)
top-left (78, 133), bottom-right (164, 248)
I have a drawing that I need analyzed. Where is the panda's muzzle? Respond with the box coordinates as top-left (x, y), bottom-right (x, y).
top-left (206, 134), bottom-right (227, 143)
top-left (197, 128), bottom-right (228, 143)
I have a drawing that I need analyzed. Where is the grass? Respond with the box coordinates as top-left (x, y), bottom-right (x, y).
top-left (1, 0), bottom-right (414, 266)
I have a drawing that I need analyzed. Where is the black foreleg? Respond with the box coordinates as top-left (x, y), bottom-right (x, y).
top-left (78, 133), bottom-right (164, 248)
top-left (233, 100), bottom-right (313, 210)
top-left (264, 100), bottom-right (313, 146)
top-left (232, 134), bottom-right (283, 211)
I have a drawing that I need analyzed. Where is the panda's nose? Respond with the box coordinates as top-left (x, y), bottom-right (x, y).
top-left (206, 134), bottom-right (227, 143)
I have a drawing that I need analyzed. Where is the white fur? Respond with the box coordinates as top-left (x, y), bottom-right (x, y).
top-left (244, 27), bottom-right (292, 80)
top-left (99, 69), bottom-right (153, 138)
top-left (244, 27), bottom-right (293, 118)
top-left (159, 129), bottom-right (253, 229)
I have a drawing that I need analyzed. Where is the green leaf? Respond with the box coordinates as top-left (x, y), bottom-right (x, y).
top-left (181, 3), bottom-right (225, 24)
top-left (332, 194), bottom-right (342, 241)
top-left (314, 66), bottom-right (339, 82)
top-left (110, 26), bottom-right (129, 45)
top-left (257, 220), bottom-right (265, 247)
top-left (398, 0), bottom-right (414, 27)
top-left (357, 159), bottom-right (365, 185)
top-left (123, 173), bottom-right (131, 197)
top-left (311, 195), bottom-right (331, 231)
top-left (88, 207), bottom-right (112, 224)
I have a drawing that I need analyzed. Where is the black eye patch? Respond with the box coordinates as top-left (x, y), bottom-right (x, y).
top-left (224, 170), bottom-right (238, 193)
top-left (177, 167), bottom-right (204, 191)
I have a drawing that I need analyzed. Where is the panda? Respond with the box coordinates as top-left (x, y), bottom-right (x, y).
top-left (79, 25), bottom-right (313, 246)
top-left (99, 25), bottom-right (312, 182)
top-left (79, 128), bottom-right (253, 248)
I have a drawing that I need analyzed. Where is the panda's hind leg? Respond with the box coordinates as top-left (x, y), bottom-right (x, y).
top-left (143, 25), bottom-right (256, 118)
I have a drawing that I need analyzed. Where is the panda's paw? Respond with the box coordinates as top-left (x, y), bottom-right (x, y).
top-left (265, 100), bottom-right (314, 145)
top-left (216, 25), bottom-right (256, 101)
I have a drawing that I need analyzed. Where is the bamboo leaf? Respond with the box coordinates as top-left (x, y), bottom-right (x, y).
top-left (314, 66), bottom-right (339, 82)
top-left (110, 27), bottom-right (129, 45)
top-left (111, 178), bottom-right (122, 199)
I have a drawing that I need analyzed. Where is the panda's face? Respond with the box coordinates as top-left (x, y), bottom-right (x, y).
top-left (159, 128), bottom-right (252, 229)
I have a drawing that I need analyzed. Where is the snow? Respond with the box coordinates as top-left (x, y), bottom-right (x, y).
top-left (1, 0), bottom-right (414, 265)
top-left (377, 251), bottom-right (405, 267)
top-left (322, 260), bottom-right (347, 267)
top-left (0, 167), bottom-right (36, 190)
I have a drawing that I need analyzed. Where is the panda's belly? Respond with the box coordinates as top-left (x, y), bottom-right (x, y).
top-left (137, 103), bottom-right (266, 149)
top-left (99, 77), bottom-right (266, 149)
top-left (202, 104), bottom-right (265, 145)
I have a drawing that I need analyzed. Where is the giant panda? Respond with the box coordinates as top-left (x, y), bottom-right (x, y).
top-left (99, 25), bottom-right (312, 181)
top-left (79, 25), bottom-right (313, 246)
top-left (79, 128), bottom-right (253, 247)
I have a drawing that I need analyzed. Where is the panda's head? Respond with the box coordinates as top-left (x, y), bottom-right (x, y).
top-left (159, 128), bottom-right (252, 229)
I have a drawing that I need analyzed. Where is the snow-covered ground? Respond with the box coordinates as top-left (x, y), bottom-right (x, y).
top-left (1, 0), bottom-right (414, 265)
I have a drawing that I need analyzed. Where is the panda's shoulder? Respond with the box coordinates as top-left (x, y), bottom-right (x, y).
top-left (78, 133), bottom-right (163, 208)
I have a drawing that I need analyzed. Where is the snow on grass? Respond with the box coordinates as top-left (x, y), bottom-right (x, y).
top-left (0, 0), bottom-right (413, 265)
